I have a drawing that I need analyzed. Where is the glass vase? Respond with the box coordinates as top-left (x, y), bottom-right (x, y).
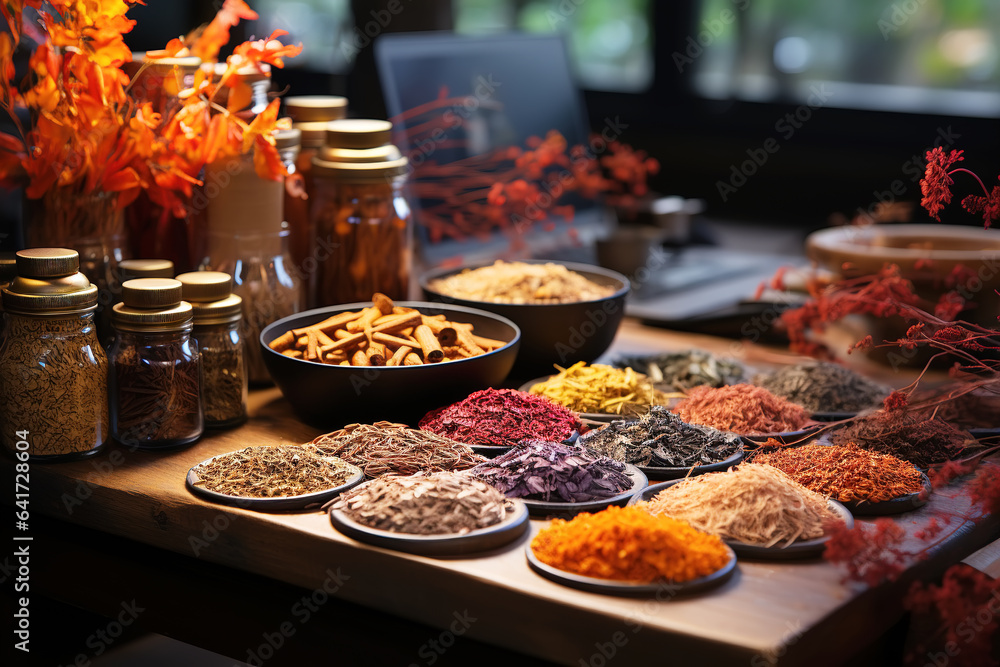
top-left (24, 190), bottom-right (129, 345)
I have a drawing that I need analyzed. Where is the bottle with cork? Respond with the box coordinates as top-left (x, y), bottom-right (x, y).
top-left (0, 248), bottom-right (109, 461)
top-left (109, 278), bottom-right (203, 449)
top-left (283, 95), bottom-right (348, 308)
top-left (202, 143), bottom-right (303, 386)
top-left (311, 118), bottom-right (412, 307)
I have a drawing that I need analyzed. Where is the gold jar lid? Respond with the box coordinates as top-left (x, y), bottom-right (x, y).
top-left (324, 119), bottom-right (392, 149)
top-left (130, 52), bottom-right (202, 69)
top-left (176, 271), bottom-right (232, 301)
top-left (16, 247), bottom-right (79, 278)
top-left (284, 95), bottom-right (348, 123)
top-left (274, 128), bottom-right (301, 150)
top-left (119, 258), bottom-right (175, 282)
top-left (175, 271), bottom-right (243, 325)
top-left (312, 119), bottom-right (408, 182)
top-left (294, 121), bottom-right (331, 149)
top-left (113, 278), bottom-right (192, 331)
top-left (2, 248), bottom-right (98, 315)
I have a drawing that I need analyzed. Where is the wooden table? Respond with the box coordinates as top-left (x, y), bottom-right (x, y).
top-left (6, 320), bottom-right (999, 667)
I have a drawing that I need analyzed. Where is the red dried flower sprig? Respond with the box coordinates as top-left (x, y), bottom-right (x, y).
top-left (391, 90), bottom-right (658, 252)
top-left (921, 147), bottom-right (1000, 229)
top-left (904, 565), bottom-right (1000, 667)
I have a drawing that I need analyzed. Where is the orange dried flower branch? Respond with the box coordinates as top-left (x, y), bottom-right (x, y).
top-left (0, 0), bottom-right (300, 217)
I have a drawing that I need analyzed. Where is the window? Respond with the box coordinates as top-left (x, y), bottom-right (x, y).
top-left (692, 0), bottom-right (1000, 117)
top-left (254, 0), bottom-right (355, 72)
top-left (453, 0), bottom-right (653, 92)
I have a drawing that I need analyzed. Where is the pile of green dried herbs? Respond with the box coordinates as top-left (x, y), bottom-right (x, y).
top-left (470, 441), bottom-right (632, 503)
top-left (581, 406), bottom-right (742, 468)
top-left (333, 472), bottom-right (508, 535)
top-left (753, 362), bottom-right (889, 413)
top-left (192, 445), bottom-right (360, 498)
top-left (614, 350), bottom-right (746, 392)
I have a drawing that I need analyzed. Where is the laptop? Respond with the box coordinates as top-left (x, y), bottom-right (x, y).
top-left (375, 32), bottom-right (608, 268)
top-left (375, 32), bottom-right (804, 330)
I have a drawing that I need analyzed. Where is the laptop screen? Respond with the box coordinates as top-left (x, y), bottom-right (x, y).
top-left (375, 32), bottom-right (608, 267)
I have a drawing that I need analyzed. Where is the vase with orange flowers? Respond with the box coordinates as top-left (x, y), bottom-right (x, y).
top-left (0, 0), bottom-right (300, 338)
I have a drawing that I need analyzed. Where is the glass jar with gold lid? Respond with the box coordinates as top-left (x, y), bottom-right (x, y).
top-left (176, 271), bottom-right (247, 429)
top-left (109, 278), bottom-right (203, 449)
top-left (0, 248), bottom-right (109, 461)
top-left (311, 119), bottom-right (412, 306)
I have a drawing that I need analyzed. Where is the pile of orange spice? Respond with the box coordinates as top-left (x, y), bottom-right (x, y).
top-left (673, 384), bottom-right (810, 435)
top-left (752, 442), bottom-right (926, 504)
top-left (530, 506), bottom-right (730, 583)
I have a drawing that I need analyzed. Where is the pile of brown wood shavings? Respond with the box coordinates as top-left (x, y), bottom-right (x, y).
top-left (640, 464), bottom-right (840, 548)
top-left (333, 472), bottom-right (508, 535)
top-left (192, 446), bottom-right (360, 498)
top-left (308, 422), bottom-right (486, 477)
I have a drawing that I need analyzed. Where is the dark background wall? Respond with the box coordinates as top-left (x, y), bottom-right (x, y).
top-left (2, 0), bottom-right (997, 253)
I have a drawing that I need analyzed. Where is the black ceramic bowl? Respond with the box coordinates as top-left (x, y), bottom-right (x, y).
top-left (260, 301), bottom-right (520, 427)
top-left (419, 260), bottom-right (630, 377)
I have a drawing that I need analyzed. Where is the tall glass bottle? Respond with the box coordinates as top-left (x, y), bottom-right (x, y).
top-left (203, 150), bottom-right (302, 385)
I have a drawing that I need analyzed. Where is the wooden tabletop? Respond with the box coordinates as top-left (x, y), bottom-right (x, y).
top-left (10, 319), bottom-right (1000, 666)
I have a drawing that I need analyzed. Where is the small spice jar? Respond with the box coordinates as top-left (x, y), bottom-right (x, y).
top-left (0, 248), bottom-right (109, 461)
top-left (176, 271), bottom-right (248, 429)
top-left (312, 119), bottom-right (412, 306)
top-left (110, 278), bottom-right (203, 449)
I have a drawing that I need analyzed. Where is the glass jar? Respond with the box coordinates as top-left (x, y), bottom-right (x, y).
top-left (284, 96), bottom-right (348, 308)
top-left (311, 119), bottom-right (412, 306)
top-left (203, 152), bottom-right (303, 385)
top-left (176, 271), bottom-right (247, 428)
top-left (25, 190), bottom-right (129, 347)
top-left (110, 278), bottom-right (202, 449)
top-left (0, 248), bottom-right (109, 461)
top-left (276, 128), bottom-right (310, 293)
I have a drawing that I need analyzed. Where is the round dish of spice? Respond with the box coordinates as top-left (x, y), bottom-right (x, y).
top-left (418, 388), bottom-right (582, 454)
top-left (614, 350), bottom-right (747, 392)
top-left (527, 505), bottom-right (736, 595)
top-left (752, 362), bottom-right (890, 418)
top-left (580, 406), bottom-right (744, 480)
top-left (522, 362), bottom-right (673, 419)
top-left (329, 472), bottom-right (529, 557)
top-left (829, 411), bottom-right (975, 469)
top-left (751, 443), bottom-right (930, 515)
top-left (470, 440), bottom-right (646, 518)
top-left (672, 384), bottom-right (815, 440)
top-left (630, 464), bottom-right (853, 559)
top-left (187, 446), bottom-right (364, 511)
top-left (307, 421), bottom-right (487, 478)
top-left (424, 260), bottom-right (618, 304)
